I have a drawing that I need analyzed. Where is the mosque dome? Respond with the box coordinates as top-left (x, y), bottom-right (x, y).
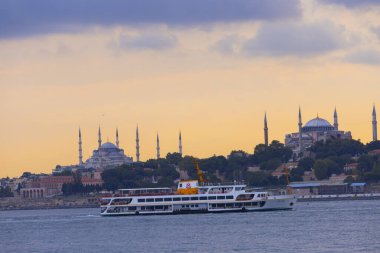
top-left (100, 142), bottom-right (118, 150)
top-left (303, 117), bottom-right (334, 132)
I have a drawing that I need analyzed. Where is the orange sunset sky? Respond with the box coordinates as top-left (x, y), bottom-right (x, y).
top-left (1, 0), bottom-right (380, 178)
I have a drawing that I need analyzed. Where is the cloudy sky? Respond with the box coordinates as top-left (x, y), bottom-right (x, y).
top-left (1, 0), bottom-right (380, 177)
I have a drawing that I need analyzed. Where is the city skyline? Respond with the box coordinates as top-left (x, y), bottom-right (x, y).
top-left (1, 105), bottom-right (377, 178)
top-left (2, 0), bottom-right (380, 177)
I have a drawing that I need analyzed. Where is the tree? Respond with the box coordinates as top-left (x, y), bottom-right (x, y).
top-left (166, 152), bottom-right (182, 165)
top-left (313, 160), bottom-right (329, 180)
top-left (253, 140), bottom-right (292, 164)
top-left (366, 141), bottom-right (380, 152)
top-left (309, 139), bottom-right (365, 159)
top-left (297, 157), bottom-right (315, 171)
top-left (357, 154), bottom-right (375, 173)
top-left (290, 167), bottom-right (304, 182)
top-left (313, 159), bottom-right (339, 180)
top-left (0, 187), bottom-right (13, 198)
top-left (260, 158), bottom-right (281, 171)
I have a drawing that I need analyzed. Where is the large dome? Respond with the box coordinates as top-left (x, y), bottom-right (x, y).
top-left (303, 117), bottom-right (334, 132)
top-left (100, 142), bottom-right (118, 150)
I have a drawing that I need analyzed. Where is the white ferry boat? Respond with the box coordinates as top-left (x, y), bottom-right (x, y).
top-left (100, 180), bottom-right (296, 216)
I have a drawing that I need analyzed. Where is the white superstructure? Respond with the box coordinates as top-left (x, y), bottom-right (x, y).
top-left (100, 180), bottom-right (296, 216)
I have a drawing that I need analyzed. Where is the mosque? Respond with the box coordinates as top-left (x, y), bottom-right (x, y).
top-left (264, 106), bottom-right (378, 156)
top-left (74, 126), bottom-right (183, 171)
top-left (78, 127), bottom-right (133, 170)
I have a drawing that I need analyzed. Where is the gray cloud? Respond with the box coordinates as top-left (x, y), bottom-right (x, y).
top-left (212, 35), bottom-right (241, 55)
top-left (321, 0), bottom-right (380, 8)
top-left (345, 49), bottom-right (380, 65)
top-left (372, 27), bottom-right (380, 40)
top-left (0, 0), bottom-right (300, 39)
top-left (110, 33), bottom-right (177, 51)
top-left (243, 22), bottom-right (346, 57)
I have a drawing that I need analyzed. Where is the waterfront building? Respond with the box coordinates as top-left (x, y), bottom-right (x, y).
top-left (285, 108), bottom-right (352, 155)
top-left (84, 127), bottom-right (133, 170)
top-left (20, 187), bottom-right (46, 198)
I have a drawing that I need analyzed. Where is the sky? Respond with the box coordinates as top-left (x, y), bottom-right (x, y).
top-left (1, 0), bottom-right (380, 178)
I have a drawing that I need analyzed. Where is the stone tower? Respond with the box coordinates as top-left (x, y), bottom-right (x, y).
top-left (78, 128), bottom-right (83, 166)
top-left (373, 105), bottom-right (378, 142)
top-left (98, 126), bottom-right (102, 149)
top-left (334, 107), bottom-right (338, 131)
top-left (298, 107), bottom-right (303, 152)
top-left (116, 128), bottom-right (119, 148)
top-left (179, 131), bottom-right (183, 156)
top-left (156, 133), bottom-right (160, 159)
top-left (264, 112), bottom-right (269, 146)
top-left (136, 125), bottom-right (140, 162)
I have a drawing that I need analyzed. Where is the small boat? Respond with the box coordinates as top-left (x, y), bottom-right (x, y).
top-left (99, 180), bottom-right (296, 216)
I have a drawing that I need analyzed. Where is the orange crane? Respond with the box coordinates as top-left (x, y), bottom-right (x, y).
top-left (193, 160), bottom-right (205, 183)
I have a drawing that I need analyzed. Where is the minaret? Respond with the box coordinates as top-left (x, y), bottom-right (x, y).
top-left (264, 112), bottom-right (269, 146)
top-left (98, 126), bottom-right (102, 149)
top-left (373, 105), bottom-right (378, 142)
top-left (156, 133), bottom-right (160, 159)
top-left (136, 125), bottom-right (140, 162)
top-left (78, 128), bottom-right (83, 166)
top-left (298, 107), bottom-right (303, 152)
top-left (116, 128), bottom-right (119, 148)
top-left (334, 107), bottom-right (338, 130)
top-left (179, 131), bottom-right (183, 156)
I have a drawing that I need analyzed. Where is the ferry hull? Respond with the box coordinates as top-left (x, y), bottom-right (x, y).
top-left (100, 196), bottom-right (296, 216)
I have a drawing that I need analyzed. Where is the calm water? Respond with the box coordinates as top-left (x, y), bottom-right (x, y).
top-left (1, 201), bottom-right (380, 253)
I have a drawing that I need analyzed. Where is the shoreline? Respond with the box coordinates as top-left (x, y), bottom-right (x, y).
top-left (297, 193), bottom-right (380, 202)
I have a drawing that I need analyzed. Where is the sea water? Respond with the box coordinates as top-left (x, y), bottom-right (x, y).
top-left (1, 200), bottom-right (380, 253)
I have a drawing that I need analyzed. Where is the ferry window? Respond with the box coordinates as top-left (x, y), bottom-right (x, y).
top-left (186, 205), bottom-right (189, 208)
top-left (191, 205), bottom-right (194, 208)
top-left (191, 197), bottom-right (198, 200)
top-left (252, 202), bottom-right (258, 206)
top-left (173, 197), bottom-right (181, 201)
top-left (226, 196), bottom-right (233, 199)
top-left (164, 198), bottom-right (172, 201)
top-left (182, 197), bottom-right (190, 201)
top-left (235, 187), bottom-right (241, 191)
top-left (195, 204), bottom-right (198, 207)
top-left (226, 203), bottom-right (233, 208)
top-left (138, 199), bottom-right (145, 202)
top-left (217, 196), bottom-right (226, 200)
top-left (155, 198), bottom-right (163, 202)
top-left (140, 206), bottom-right (145, 210)
top-left (208, 196), bottom-right (216, 200)
top-left (200, 196), bottom-right (207, 200)
top-left (146, 198), bottom-right (154, 202)
top-left (155, 206), bottom-right (163, 210)
top-left (217, 203), bottom-right (225, 208)
top-left (128, 206), bottom-right (137, 211)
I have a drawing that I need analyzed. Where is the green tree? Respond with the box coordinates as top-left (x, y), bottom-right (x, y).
top-left (313, 160), bottom-right (329, 180)
top-left (309, 139), bottom-right (365, 159)
top-left (366, 141), bottom-right (380, 152)
top-left (0, 187), bottom-right (14, 197)
top-left (297, 157), bottom-right (315, 171)
top-left (166, 152), bottom-right (182, 165)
